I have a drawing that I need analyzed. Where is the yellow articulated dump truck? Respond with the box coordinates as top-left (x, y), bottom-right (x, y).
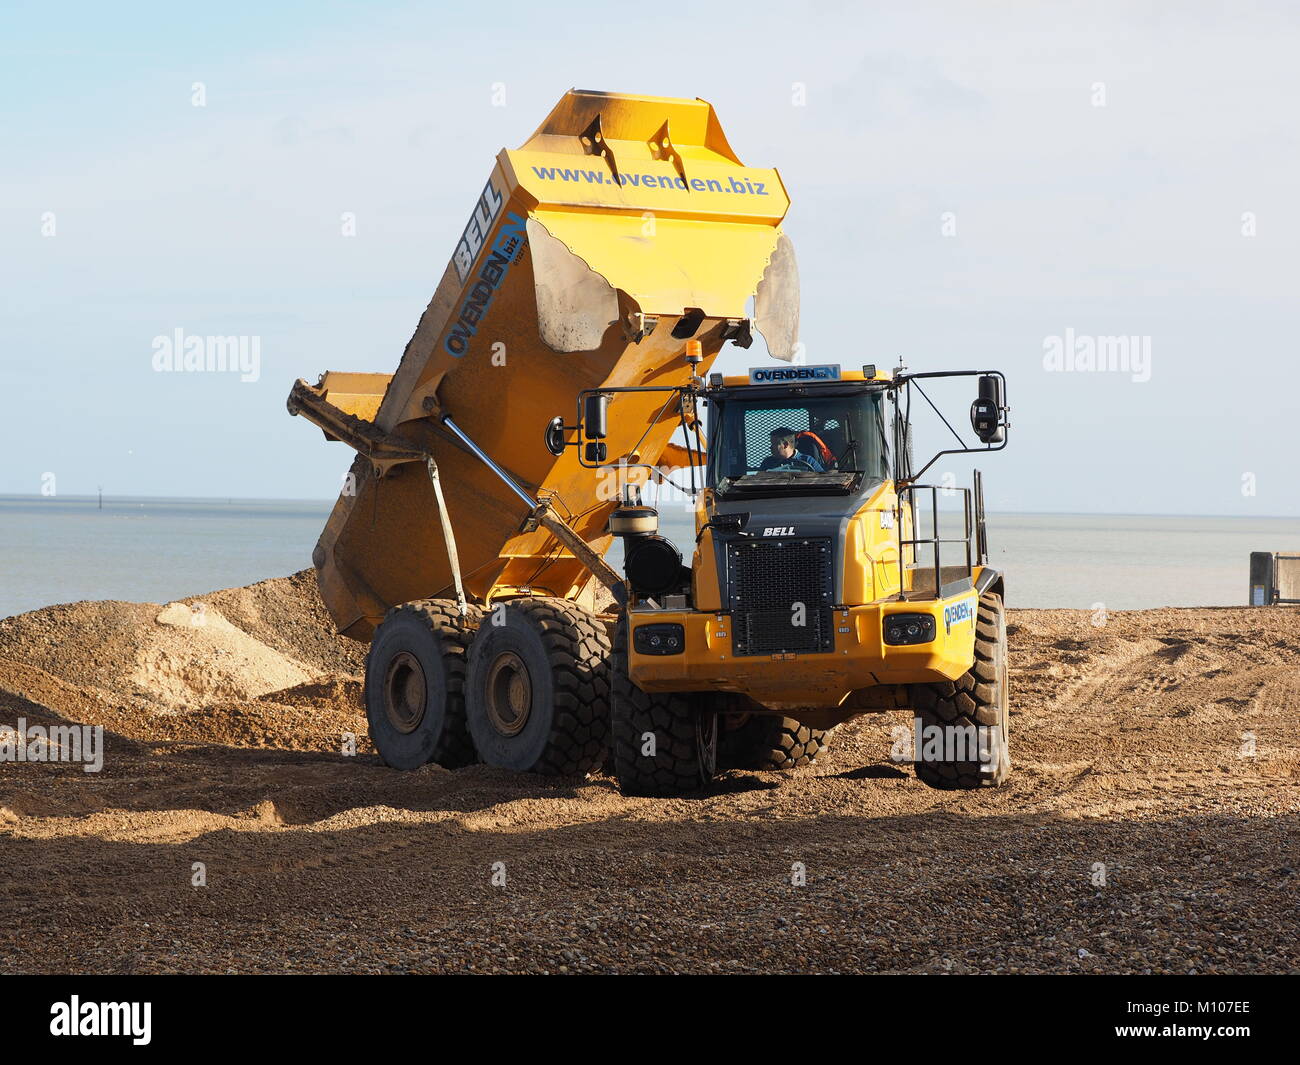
top-left (288, 89), bottom-right (1013, 796)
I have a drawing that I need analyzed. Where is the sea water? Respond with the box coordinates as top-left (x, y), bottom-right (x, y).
top-left (3, 495), bottom-right (1298, 618)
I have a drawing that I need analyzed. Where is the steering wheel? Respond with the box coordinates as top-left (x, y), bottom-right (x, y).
top-left (772, 454), bottom-right (820, 473)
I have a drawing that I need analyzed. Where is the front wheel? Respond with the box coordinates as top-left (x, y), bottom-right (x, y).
top-left (718, 715), bottom-right (836, 771)
top-left (908, 591), bottom-right (1011, 789)
top-left (610, 622), bottom-right (717, 796)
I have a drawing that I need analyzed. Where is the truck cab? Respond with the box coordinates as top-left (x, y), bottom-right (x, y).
top-left (608, 360), bottom-right (1012, 795)
top-left (689, 365), bottom-right (899, 657)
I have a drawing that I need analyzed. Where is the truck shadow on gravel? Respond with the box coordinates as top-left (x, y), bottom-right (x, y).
top-left (835, 765), bottom-right (910, 780)
top-left (1, 803), bottom-right (1296, 973)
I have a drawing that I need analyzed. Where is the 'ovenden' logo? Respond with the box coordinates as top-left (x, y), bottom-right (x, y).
top-left (749, 364), bottom-right (841, 384)
top-left (943, 597), bottom-right (976, 635)
top-left (444, 212), bottom-right (527, 357)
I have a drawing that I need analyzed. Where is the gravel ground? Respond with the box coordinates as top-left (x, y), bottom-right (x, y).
top-left (0, 576), bottom-right (1296, 974)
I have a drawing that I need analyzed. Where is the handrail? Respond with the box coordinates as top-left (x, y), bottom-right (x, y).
top-left (896, 483), bottom-right (973, 600)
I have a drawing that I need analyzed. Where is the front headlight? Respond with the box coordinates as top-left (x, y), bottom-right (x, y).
top-left (883, 612), bottom-right (936, 645)
top-left (633, 623), bottom-right (685, 656)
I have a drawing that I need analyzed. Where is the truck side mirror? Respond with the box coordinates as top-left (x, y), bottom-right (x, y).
top-left (970, 375), bottom-right (1004, 444)
top-left (584, 394), bottom-right (609, 440)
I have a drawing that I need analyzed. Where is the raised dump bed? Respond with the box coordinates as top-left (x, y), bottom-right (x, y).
top-left (290, 90), bottom-right (798, 640)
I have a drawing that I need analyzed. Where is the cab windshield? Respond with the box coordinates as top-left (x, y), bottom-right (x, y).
top-left (707, 390), bottom-right (890, 495)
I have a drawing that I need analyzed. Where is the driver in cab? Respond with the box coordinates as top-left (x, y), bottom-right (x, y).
top-left (759, 428), bottom-right (825, 473)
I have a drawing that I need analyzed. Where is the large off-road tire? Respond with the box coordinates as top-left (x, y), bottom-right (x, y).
top-left (464, 597), bottom-right (610, 776)
top-left (364, 599), bottom-right (481, 770)
top-left (718, 715), bottom-right (835, 771)
top-left (610, 621), bottom-right (717, 796)
top-left (908, 591), bottom-right (1010, 789)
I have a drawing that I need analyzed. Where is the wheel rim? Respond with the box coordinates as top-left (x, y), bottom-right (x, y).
top-left (384, 651), bottom-right (427, 734)
top-left (485, 651), bottom-right (532, 737)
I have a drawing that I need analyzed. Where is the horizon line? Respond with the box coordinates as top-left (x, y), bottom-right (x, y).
top-left (1, 493), bottom-right (1297, 522)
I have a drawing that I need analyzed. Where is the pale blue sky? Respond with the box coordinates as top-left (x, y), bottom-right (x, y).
top-left (3, 1), bottom-right (1297, 514)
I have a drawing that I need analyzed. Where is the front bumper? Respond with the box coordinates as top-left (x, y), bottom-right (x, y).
top-left (628, 595), bottom-right (980, 704)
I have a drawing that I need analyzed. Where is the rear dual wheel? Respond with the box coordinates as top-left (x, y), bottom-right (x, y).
top-left (364, 596), bottom-right (612, 778)
top-left (364, 599), bottom-right (481, 770)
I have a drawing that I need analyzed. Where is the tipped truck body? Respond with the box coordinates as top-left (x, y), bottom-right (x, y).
top-left (297, 90), bottom-right (797, 640)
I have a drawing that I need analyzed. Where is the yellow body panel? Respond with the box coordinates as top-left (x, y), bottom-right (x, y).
top-left (313, 372), bottom-right (391, 424)
top-left (525, 206), bottom-right (783, 318)
top-left (503, 149), bottom-right (787, 221)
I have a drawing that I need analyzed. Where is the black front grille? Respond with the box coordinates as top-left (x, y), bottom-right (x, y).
top-left (726, 538), bottom-right (835, 656)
